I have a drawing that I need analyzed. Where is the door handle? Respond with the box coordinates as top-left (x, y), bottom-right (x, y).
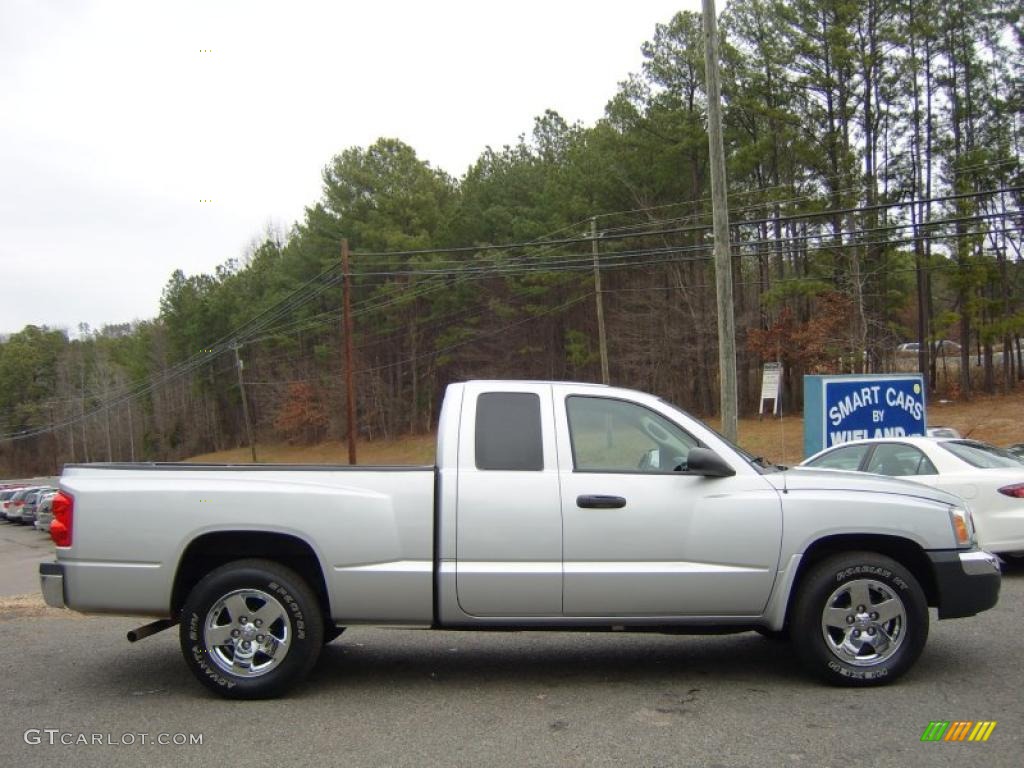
top-left (577, 495), bottom-right (627, 509)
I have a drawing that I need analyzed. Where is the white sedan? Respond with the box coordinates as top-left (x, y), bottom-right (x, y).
top-left (800, 437), bottom-right (1024, 554)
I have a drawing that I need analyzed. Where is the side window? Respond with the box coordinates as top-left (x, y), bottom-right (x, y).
top-left (806, 444), bottom-right (870, 471)
top-left (475, 392), bottom-right (544, 471)
top-left (566, 396), bottom-right (698, 473)
top-left (865, 443), bottom-right (937, 476)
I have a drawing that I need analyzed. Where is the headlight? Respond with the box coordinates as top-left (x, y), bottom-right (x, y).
top-left (949, 506), bottom-right (976, 548)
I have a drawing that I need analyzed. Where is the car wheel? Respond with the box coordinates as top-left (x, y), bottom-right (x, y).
top-left (791, 552), bottom-right (928, 686)
top-left (179, 558), bottom-right (323, 699)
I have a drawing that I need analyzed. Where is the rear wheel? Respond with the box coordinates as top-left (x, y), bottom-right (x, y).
top-left (791, 552), bottom-right (928, 686)
top-left (179, 559), bottom-right (323, 699)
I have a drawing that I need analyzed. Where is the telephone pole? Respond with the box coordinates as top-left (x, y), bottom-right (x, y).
top-left (591, 217), bottom-right (610, 385)
top-left (233, 343), bottom-right (257, 462)
top-left (701, 0), bottom-right (739, 441)
top-left (341, 239), bottom-right (357, 465)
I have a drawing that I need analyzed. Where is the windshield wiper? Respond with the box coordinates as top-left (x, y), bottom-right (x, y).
top-left (751, 455), bottom-right (787, 472)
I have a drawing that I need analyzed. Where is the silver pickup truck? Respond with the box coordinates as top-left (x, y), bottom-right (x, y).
top-left (39, 380), bottom-right (1000, 698)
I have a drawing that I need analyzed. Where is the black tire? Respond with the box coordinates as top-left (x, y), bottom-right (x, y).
top-left (179, 558), bottom-right (324, 699)
top-left (791, 552), bottom-right (928, 686)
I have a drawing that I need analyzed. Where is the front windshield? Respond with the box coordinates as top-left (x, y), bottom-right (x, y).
top-left (940, 440), bottom-right (1024, 469)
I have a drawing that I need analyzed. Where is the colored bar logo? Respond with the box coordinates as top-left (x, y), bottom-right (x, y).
top-left (921, 721), bottom-right (997, 742)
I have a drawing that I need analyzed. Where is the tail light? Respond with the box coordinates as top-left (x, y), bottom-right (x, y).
top-left (51, 492), bottom-right (74, 548)
top-left (998, 483), bottom-right (1024, 499)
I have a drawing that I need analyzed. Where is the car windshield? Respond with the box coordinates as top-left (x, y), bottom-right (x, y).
top-left (940, 440), bottom-right (1024, 469)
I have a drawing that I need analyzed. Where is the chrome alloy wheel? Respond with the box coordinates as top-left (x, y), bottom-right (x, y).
top-left (204, 589), bottom-right (292, 677)
top-left (820, 578), bottom-right (907, 667)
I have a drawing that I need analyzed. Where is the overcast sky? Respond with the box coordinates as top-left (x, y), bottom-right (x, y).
top-left (0, 0), bottom-right (702, 337)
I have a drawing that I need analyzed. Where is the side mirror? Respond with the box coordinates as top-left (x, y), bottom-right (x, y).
top-left (684, 447), bottom-right (736, 477)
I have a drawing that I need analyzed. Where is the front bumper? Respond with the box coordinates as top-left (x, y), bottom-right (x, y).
top-left (39, 562), bottom-right (66, 609)
top-left (928, 549), bottom-right (1001, 619)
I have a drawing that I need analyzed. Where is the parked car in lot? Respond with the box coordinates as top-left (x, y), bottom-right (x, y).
top-left (4, 487), bottom-right (46, 523)
top-left (801, 437), bottom-right (1024, 554)
top-left (35, 492), bottom-right (57, 533)
top-left (0, 488), bottom-right (26, 520)
top-left (927, 426), bottom-right (961, 438)
top-left (1007, 443), bottom-right (1024, 462)
top-left (895, 340), bottom-right (961, 356)
top-left (22, 488), bottom-right (56, 526)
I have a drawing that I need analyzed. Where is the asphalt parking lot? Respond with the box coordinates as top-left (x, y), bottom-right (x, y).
top-left (1, 520), bottom-right (1021, 768)
top-left (0, 516), bottom-right (54, 597)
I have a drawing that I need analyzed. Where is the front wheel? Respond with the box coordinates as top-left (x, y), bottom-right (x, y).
top-left (180, 559), bottom-right (324, 699)
top-left (791, 552), bottom-right (928, 686)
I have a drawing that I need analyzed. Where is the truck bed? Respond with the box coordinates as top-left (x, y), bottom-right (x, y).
top-left (57, 463), bottom-right (437, 622)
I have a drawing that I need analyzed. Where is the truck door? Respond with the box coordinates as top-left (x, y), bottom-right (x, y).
top-left (455, 384), bottom-right (563, 616)
top-left (554, 389), bottom-right (782, 617)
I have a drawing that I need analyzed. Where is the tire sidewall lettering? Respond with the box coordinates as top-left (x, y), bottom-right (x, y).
top-left (827, 660), bottom-right (890, 680)
top-left (266, 580), bottom-right (306, 639)
top-left (834, 565), bottom-right (908, 591)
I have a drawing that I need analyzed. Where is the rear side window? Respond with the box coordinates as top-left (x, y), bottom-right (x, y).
top-left (475, 392), bottom-right (544, 471)
top-left (806, 444), bottom-right (870, 471)
top-left (864, 444), bottom-right (937, 476)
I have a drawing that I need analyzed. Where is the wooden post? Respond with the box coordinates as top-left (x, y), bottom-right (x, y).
top-left (342, 239), bottom-right (357, 465)
top-left (233, 343), bottom-right (257, 462)
top-left (592, 218), bottom-right (610, 385)
top-left (701, 0), bottom-right (739, 441)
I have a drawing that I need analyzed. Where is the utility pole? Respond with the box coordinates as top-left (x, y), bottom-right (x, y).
top-left (126, 402), bottom-right (136, 462)
top-left (233, 343), bottom-right (257, 462)
top-left (701, 0), bottom-right (739, 442)
top-left (341, 239), bottom-right (357, 465)
top-left (591, 217), bottom-right (610, 385)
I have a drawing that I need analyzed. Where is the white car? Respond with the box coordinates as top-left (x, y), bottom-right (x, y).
top-left (800, 437), bottom-right (1024, 555)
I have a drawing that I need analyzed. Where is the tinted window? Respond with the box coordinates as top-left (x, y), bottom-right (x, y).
top-left (806, 444), bottom-right (870, 471)
top-left (940, 440), bottom-right (1023, 469)
top-left (864, 444), bottom-right (937, 476)
top-left (567, 396), bottom-right (698, 473)
top-left (475, 392), bottom-right (544, 471)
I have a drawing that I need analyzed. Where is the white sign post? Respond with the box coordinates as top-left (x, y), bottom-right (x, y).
top-left (759, 362), bottom-right (782, 416)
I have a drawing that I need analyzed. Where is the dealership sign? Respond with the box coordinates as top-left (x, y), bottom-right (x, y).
top-left (803, 375), bottom-right (927, 457)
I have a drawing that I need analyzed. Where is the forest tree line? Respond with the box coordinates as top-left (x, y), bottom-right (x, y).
top-left (2, 0), bottom-right (1022, 475)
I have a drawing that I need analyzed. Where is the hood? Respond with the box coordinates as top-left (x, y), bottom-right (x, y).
top-left (768, 466), bottom-right (965, 508)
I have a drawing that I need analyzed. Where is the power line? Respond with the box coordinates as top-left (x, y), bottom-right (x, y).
top-left (3, 192), bottom-right (1019, 442)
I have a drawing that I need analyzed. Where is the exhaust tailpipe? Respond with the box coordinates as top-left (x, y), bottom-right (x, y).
top-left (127, 618), bottom-right (178, 643)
